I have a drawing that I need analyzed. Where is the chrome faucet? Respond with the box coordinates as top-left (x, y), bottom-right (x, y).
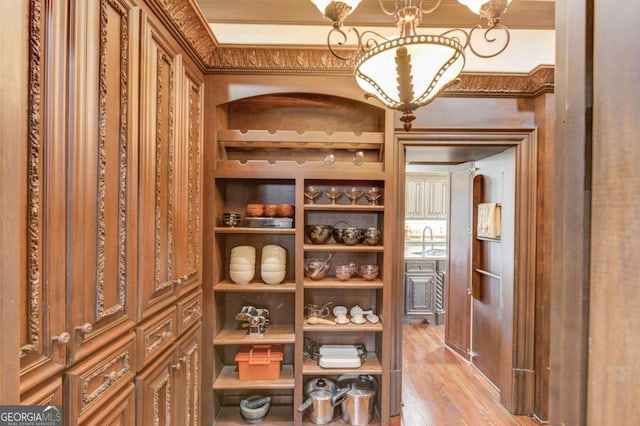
top-left (422, 226), bottom-right (434, 253)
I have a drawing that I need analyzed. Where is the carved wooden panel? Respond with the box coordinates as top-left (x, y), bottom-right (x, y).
top-left (67, 0), bottom-right (139, 363)
top-left (20, 0), bottom-right (68, 394)
top-left (175, 323), bottom-right (201, 426)
top-left (176, 289), bottom-right (202, 335)
top-left (81, 382), bottom-right (135, 426)
top-left (65, 332), bottom-right (135, 424)
top-left (135, 346), bottom-right (175, 426)
top-left (174, 62), bottom-right (203, 298)
top-left (138, 15), bottom-right (180, 320)
top-left (135, 306), bottom-right (177, 372)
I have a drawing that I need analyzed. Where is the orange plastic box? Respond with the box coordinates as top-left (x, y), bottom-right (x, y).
top-left (235, 344), bottom-right (284, 380)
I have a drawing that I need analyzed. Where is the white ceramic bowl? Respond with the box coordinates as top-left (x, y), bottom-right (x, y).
top-left (231, 245), bottom-right (256, 254)
top-left (261, 263), bottom-right (286, 272)
top-left (230, 270), bottom-right (254, 284)
top-left (261, 270), bottom-right (286, 285)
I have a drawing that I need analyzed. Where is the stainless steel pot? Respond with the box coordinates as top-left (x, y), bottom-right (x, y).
top-left (338, 375), bottom-right (378, 425)
top-left (297, 379), bottom-right (348, 425)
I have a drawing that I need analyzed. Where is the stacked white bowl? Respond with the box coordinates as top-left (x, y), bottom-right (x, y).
top-left (260, 245), bottom-right (287, 285)
top-left (229, 246), bottom-right (256, 284)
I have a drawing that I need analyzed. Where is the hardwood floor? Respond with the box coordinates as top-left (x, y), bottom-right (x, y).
top-left (401, 322), bottom-right (539, 426)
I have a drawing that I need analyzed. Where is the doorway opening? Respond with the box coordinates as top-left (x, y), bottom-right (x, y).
top-left (393, 130), bottom-right (539, 419)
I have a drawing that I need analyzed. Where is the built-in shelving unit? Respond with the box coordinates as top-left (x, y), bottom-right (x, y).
top-left (208, 93), bottom-right (392, 425)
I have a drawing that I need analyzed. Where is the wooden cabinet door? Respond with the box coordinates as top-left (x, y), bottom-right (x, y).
top-left (174, 323), bottom-right (201, 425)
top-left (138, 15), bottom-right (181, 320)
top-left (20, 0), bottom-right (68, 396)
top-left (173, 62), bottom-right (203, 299)
top-left (67, 0), bottom-right (140, 364)
top-left (135, 345), bottom-right (175, 426)
top-left (82, 383), bottom-right (135, 426)
top-left (405, 178), bottom-right (425, 218)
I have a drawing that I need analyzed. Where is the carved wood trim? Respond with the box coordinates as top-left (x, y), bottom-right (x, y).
top-left (95, 0), bottom-right (129, 321)
top-left (188, 81), bottom-right (201, 275)
top-left (22, 0), bottom-right (43, 360)
top-left (205, 47), bottom-right (554, 97)
top-left (145, 0), bottom-right (215, 69)
top-left (152, 369), bottom-right (172, 426)
top-left (144, 316), bottom-right (174, 356)
top-left (80, 348), bottom-right (131, 410)
top-left (183, 339), bottom-right (199, 425)
top-left (154, 49), bottom-right (175, 291)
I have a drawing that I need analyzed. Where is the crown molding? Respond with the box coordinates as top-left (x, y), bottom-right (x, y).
top-left (145, 0), bottom-right (216, 68)
top-left (206, 46), bottom-right (554, 97)
top-left (147, 1), bottom-right (553, 96)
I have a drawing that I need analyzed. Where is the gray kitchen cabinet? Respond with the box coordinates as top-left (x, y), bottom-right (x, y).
top-left (405, 173), bottom-right (448, 220)
top-left (405, 259), bottom-right (446, 324)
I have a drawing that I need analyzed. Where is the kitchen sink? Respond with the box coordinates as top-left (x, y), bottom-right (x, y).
top-left (409, 249), bottom-right (447, 257)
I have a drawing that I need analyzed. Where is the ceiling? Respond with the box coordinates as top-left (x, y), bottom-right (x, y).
top-left (194, 0), bottom-right (555, 47)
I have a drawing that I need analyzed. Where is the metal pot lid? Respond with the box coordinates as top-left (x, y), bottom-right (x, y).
top-left (337, 374), bottom-right (378, 393)
top-left (304, 377), bottom-right (336, 395)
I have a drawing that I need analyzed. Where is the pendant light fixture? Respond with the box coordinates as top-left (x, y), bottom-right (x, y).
top-left (310, 0), bottom-right (513, 131)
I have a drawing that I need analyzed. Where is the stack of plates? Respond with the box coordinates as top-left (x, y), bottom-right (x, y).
top-left (261, 245), bottom-right (286, 285)
top-left (229, 246), bottom-right (256, 284)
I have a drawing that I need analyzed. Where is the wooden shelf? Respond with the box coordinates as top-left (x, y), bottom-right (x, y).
top-left (303, 278), bottom-right (383, 289)
top-left (217, 129), bottom-right (384, 150)
top-left (303, 318), bottom-right (383, 332)
top-left (215, 405), bottom-right (293, 425)
top-left (213, 325), bottom-right (295, 345)
top-left (215, 281), bottom-right (296, 293)
top-left (304, 204), bottom-right (384, 212)
top-left (213, 365), bottom-right (295, 390)
top-left (304, 244), bottom-right (384, 252)
top-left (214, 226), bottom-right (295, 235)
top-left (302, 353), bottom-right (382, 375)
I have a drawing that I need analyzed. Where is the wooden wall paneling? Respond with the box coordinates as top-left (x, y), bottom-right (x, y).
top-left (549, 0), bottom-right (589, 423)
top-left (200, 72), bottom-right (218, 424)
top-left (67, 0), bottom-right (140, 365)
top-left (138, 13), bottom-right (180, 320)
top-left (0, 0), bottom-right (28, 403)
top-left (588, 0), bottom-right (640, 423)
top-left (19, 0), bottom-right (69, 397)
top-left (533, 93), bottom-right (554, 422)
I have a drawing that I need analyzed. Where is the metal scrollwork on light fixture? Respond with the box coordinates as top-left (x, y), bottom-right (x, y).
top-left (310, 0), bottom-right (513, 131)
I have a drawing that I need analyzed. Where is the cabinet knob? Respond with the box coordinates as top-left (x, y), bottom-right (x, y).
top-left (103, 371), bottom-right (118, 382)
top-left (75, 322), bottom-right (93, 334)
top-left (171, 362), bottom-right (181, 371)
top-left (156, 331), bottom-right (170, 340)
top-left (52, 332), bottom-right (70, 345)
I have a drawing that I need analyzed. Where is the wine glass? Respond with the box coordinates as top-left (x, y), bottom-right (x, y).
top-left (365, 187), bottom-right (383, 205)
top-left (325, 186), bottom-right (343, 204)
top-left (304, 186), bottom-right (322, 204)
top-left (345, 187), bottom-right (364, 205)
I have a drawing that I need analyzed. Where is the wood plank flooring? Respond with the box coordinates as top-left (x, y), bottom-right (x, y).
top-left (401, 322), bottom-right (539, 426)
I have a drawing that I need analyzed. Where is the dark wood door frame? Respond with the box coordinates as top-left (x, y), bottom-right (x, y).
top-left (393, 129), bottom-right (538, 414)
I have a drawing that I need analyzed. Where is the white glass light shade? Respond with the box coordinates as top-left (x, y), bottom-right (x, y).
top-left (354, 35), bottom-right (465, 111)
top-left (310, 0), bottom-right (362, 17)
top-left (457, 0), bottom-right (512, 15)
